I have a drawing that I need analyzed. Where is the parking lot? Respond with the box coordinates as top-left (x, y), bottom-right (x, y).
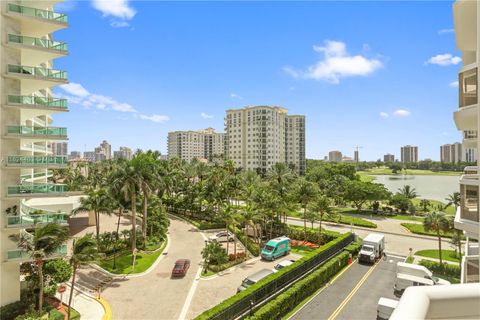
top-left (291, 256), bottom-right (404, 320)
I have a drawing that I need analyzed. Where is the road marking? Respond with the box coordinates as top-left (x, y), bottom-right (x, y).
top-left (327, 259), bottom-right (381, 320)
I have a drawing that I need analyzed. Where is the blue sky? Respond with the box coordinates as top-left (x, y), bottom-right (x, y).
top-left (53, 0), bottom-right (461, 161)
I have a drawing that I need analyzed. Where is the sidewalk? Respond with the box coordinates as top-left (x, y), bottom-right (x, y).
top-left (55, 285), bottom-right (105, 320)
top-left (413, 255), bottom-right (460, 265)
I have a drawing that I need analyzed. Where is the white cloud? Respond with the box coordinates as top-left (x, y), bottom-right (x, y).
top-left (284, 40), bottom-right (383, 84)
top-left (110, 21), bottom-right (130, 28)
top-left (426, 54), bottom-right (461, 66)
top-left (438, 28), bottom-right (454, 35)
top-left (59, 83), bottom-right (89, 97)
top-left (138, 114), bottom-right (170, 123)
top-left (201, 112), bottom-right (214, 119)
top-left (230, 93), bottom-right (243, 99)
top-left (91, 0), bottom-right (136, 20)
top-left (379, 112), bottom-right (389, 118)
top-left (449, 81), bottom-right (459, 88)
top-left (393, 109), bottom-right (411, 117)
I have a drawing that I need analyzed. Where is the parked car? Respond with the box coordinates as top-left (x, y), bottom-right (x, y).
top-left (208, 231), bottom-right (234, 242)
top-left (273, 259), bottom-right (296, 272)
top-left (237, 269), bottom-right (274, 292)
top-left (261, 236), bottom-right (290, 261)
top-left (172, 259), bottom-right (190, 277)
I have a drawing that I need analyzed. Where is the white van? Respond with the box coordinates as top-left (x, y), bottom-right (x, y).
top-left (396, 262), bottom-right (450, 285)
top-left (377, 297), bottom-right (398, 320)
top-left (394, 273), bottom-right (435, 297)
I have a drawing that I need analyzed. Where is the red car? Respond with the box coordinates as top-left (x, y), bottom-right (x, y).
top-left (172, 259), bottom-right (190, 277)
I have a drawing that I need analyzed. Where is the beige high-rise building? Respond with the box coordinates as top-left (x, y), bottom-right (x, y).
top-left (1, 1), bottom-right (69, 306)
top-left (94, 140), bottom-right (111, 160)
top-left (440, 142), bottom-right (463, 163)
top-left (328, 150), bottom-right (342, 162)
top-left (400, 145), bottom-right (418, 163)
top-left (383, 153), bottom-right (395, 162)
top-left (114, 146), bottom-right (133, 160)
top-left (225, 106), bottom-right (305, 175)
top-left (168, 127), bottom-right (225, 162)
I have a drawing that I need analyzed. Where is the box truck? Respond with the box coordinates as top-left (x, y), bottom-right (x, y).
top-left (359, 233), bottom-right (385, 263)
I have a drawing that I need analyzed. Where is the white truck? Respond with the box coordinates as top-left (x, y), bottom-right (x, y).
top-left (377, 297), bottom-right (398, 320)
top-left (396, 262), bottom-right (451, 285)
top-left (359, 233), bottom-right (385, 264)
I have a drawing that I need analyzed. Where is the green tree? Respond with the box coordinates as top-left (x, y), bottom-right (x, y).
top-left (293, 178), bottom-right (318, 240)
top-left (445, 192), bottom-right (462, 260)
top-left (423, 211), bottom-right (450, 264)
top-left (68, 235), bottom-right (101, 320)
top-left (201, 242), bottom-right (228, 273)
top-left (72, 189), bottom-right (111, 241)
top-left (389, 194), bottom-right (412, 213)
top-left (398, 185), bottom-right (418, 199)
top-left (419, 199), bottom-right (431, 213)
top-left (343, 180), bottom-right (389, 212)
top-left (309, 195), bottom-right (332, 234)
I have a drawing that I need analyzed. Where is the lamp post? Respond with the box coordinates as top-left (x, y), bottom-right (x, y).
top-left (203, 240), bottom-right (208, 274)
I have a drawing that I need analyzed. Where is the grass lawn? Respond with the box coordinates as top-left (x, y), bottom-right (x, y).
top-left (291, 245), bottom-right (316, 256)
top-left (405, 256), bottom-right (414, 263)
top-left (362, 167), bottom-right (462, 176)
top-left (48, 307), bottom-right (80, 320)
top-left (411, 198), bottom-right (455, 215)
top-left (415, 249), bottom-right (461, 263)
top-left (289, 210), bottom-right (377, 228)
top-left (98, 240), bottom-right (167, 274)
top-left (401, 223), bottom-right (457, 239)
top-left (389, 215), bottom-right (425, 222)
top-left (357, 172), bottom-right (375, 182)
top-left (201, 270), bottom-right (216, 277)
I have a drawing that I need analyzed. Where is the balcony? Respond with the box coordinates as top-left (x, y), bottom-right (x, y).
top-left (7, 64), bottom-right (67, 81)
top-left (6, 126), bottom-right (67, 140)
top-left (455, 169), bottom-right (479, 238)
top-left (459, 65), bottom-right (477, 109)
top-left (462, 130), bottom-right (478, 148)
top-left (6, 212), bottom-right (68, 228)
top-left (7, 183), bottom-right (68, 197)
top-left (6, 245), bottom-right (67, 262)
top-left (6, 155), bottom-right (67, 168)
top-left (7, 3), bottom-right (68, 23)
top-left (8, 34), bottom-right (67, 53)
top-left (7, 95), bottom-right (68, 111)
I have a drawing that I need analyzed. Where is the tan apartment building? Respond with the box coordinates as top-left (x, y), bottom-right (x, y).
top-left (113, 146), bottom-right (133, 160)
top-left (383, 153), bottom-right (395, 162)
top-left (440, 142), bottom-right (463, 163)
top-left (225, 106), bottom-right (305, 175)
top-left (400, 145), bottom-right (418, 163)
top-left (1, 1), bottom-right (70, 306)
top-left (167, 127), bottom-right (225, 162)
top-left (328, 150), bottom-right (342, 162)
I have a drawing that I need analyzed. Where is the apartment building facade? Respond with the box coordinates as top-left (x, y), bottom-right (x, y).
top-left (383, 153), bottom-right (395, 162)
top-left (225, 106), bottom-right (305, 175)
top-left (400, 145), bottom-right (418, 163)
top-left (0, 1), bottom-right (69, 305)
top-left (440, 142), bottom-right (463, 163)
top-left (51, 141), bottom-right (67, 156)
top-left (113, 146), bottom-right (133, 160)
top-left (328, 150), bottom-right (342, 162)
top-left (168, 128), bottom-right (225, 162)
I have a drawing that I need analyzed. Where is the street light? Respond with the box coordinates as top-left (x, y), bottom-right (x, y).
top-left (203, 240), bottom-right (208, 274)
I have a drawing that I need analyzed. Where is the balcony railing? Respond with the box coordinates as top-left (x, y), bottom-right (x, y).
top-left (8, 95), bottom-right (68, 109)
top-left (459, 66), bottom-right (478, 108)
top-left (7, 64), bottom-right (67, 81)
top-left (8, 34), bottom-right (67, 52)
top-left (7, 184), bottom-right (67, 196)
top-left (7, 245), bottom-right (67, 261)
top-left (21, 200), bottom-right (66, 216)
top-left (7, 3), bottom-right (68, 23)
top-left (7, 126), bottom-right (67, 137)
top-left (7, 155), bottom-right (67, 167)
top-left (20, 171), bottom-right (52, 180)
top-left (464, 130), bottom-right (478, 139)
top-left (7, 212), bottom-right (69, 227)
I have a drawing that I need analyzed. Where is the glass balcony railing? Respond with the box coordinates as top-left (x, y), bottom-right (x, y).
top-left (7, 184), bottom-right (68, 196)
top-left (7, 245), bottom-right (67, 261)
top-left (7, 155), bottom-right (68, 166)
top-left (8, 34), bottom-right (67, 52)
top-left (8, 95), bottom-right (68, 109)
top-left (21, 201), bottom-right (66, 217)
top-left (7, 126), bottom-right (67, 137)
top-left (20, 171), bottom-right (52, 180)
top-left (7, 213), bottom-right (69, 227)
top-left (8, 65), bottom-right (67, 81)
top-left (7, 3), bottom-right (68, 23)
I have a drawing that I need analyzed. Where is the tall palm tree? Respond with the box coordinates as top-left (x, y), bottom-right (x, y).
top-left (68, 235), bottom-right (101, 319)
top-left (11, 224), bottom-right (69, 313)
top-left (309, 195), bottom-right (332, 234)
top-left (293, 178), bottom-right (318, 240)
top-left (445, 192), bottom-right (462, 258)
top-left (419, 199), bottom-right (431, 213)
top-left (398, 185), bottom-right (418, 199)
top-left (72, 189), bottom-right (111, 241)
top-left (423, 211), bottom-right (450, 264)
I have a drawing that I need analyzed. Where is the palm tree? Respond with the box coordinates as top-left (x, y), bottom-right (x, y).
top-left (309, 195), bottom-right (332, 234)
top-left (398, 185), bottom-right (418, 199)
top-left (445, 192), bottom-right (462, 258)
top-left (423, 211), bottom-right (450, 264)
top-left (419, 199), bottom-right (431, 213)
top-left (241, 205), bottom-right (262, 244)
top-left (137, 152), bottom-right (159, 247)
top-left (10, 224), bottom-right (69, 313)
top-left (68, 235), bottom-right (101, 319)
top-left (72, 189), bottom-right (111, 241)
top-left (293, 178), bottom-right (318, 240)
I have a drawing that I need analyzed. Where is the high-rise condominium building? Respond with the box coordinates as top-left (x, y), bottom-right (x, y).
top-left (0, 1), bottom-right (69, 306)
top-left (225, 106), bottom-right (305, 175)
top-left (400, 145), bottom-right (418, 163)
top-left (440, 142), bottom-right (463, 163)
top-left (390, 3), bottom-right (480, 318)
top-left (83, 151), bottom-right (95, 162)
top-left (69, 151), bottom-right (81, 160)
top-left (383, 153), bottom-right (395, 162)
top-left (168, 128), bottom-right (225, 162)
top-left (354, 150), bottom-right (359, 162)
top-left (52, 141), bottom-right (67, 156)
top-left (114, 146), bottom-right (133, 160)
top-left (94, 140), bottom-right (111, 160)
top-left (328, 150), bottom-right (342, 162)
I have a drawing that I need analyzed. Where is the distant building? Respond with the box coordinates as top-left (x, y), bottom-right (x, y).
top-left (328, 150), bottom-right (343, 162)
top-left (440, 142), bottom-right (463, 163)
top-left (52, 142), bottom-right (68, 156)
top-left (354, 150), bottom-right (359, 162)
top-left (83, 151), bottom-right (95, 162)
top-left (69, 151), bottom-right (81, 160)
top-left (384, 153), bottom-right (395, 162)
top-left (114, 147), bottom-right (133, 160)
top-left (400, 145), bottom-right (418, 163)
top-left (342, 156), bottom-right (355, 163)
top-left (168, 128), bottom-right (225, 162)
top-left (94, 140), bottom-right (111, 160)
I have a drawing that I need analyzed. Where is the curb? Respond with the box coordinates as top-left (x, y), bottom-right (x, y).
top-left (96, 297), bottom-right (112, 320)
top-left (199, 256), bottom-right (262, 280)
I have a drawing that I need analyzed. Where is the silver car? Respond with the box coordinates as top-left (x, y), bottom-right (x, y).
top-left (208, 231), bottom-right (234, 242)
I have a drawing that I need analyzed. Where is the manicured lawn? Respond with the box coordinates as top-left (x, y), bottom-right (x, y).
top-left (362, 167), bottom-right (462, 176)
top-left (389, 215), bottom-right (424, 222)
top-left (201, 270), bottom-right (216, 277)
top-left (291, 245), bottom-right (316, 256)
top-left (49, 307), bottom-right (80, 320)
top-left (357, 172), bottom-right (375, 182)
top-left (289, 211), bottom-right (377, 229)
top-left (415, 249), bottom-right (461, 263)
top-left (401, 223), bottom-right (457, 239)
top-left (98, 240), bottom-right (167, 274)
top-left (411, 198), bottom-right (455, 215)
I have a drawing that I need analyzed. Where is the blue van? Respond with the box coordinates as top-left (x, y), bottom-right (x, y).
top-left (261, 236), bottom-right (290, 261)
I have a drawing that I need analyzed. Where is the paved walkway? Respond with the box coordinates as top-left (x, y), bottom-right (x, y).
top-left (55, 285), bottom-right (105, 320)
top-left (100, 216), bottom-right (205, 320)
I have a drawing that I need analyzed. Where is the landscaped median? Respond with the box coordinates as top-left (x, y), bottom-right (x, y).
top-left (418, 259), bottom-right (461, 284)
top-left (415, 249), bottom-right (461, 263)
top-left (194, 232), bottom-right (355, 320)
top-left (400, 223), bottom-right (459, 239)
top-left (288, 210), bottom-right (377, 228)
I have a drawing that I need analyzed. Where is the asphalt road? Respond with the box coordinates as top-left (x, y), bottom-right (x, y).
top-left (291, 256), bottom-right (403, 320)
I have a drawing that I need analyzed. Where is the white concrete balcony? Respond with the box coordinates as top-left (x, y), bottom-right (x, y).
top-left (6, 95), bottom-right (68, 112)
top-left (453, 1), bottom-right (477, 51)
top-left (455, 167), bottom-right (479, 239)
top-left (461, 254), bottom-right (480, 284)
top-left (5, 244), bottom-right (67, 262)
top-left (5, 65), bottom-right (68, 95)
top-left (5, 125), bottom-right (68, 141)
top-left (462, 130), bottom-right (478, 149)
top-left (5, 155), bottom-right (67, 168)
top-left (6, 34), bottom-right (68, 66)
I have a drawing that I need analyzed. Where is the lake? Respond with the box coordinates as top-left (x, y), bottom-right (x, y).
top-left (372, 175), bottom-right (461, 202)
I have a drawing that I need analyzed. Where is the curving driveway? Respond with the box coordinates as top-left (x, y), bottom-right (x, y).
top-left (101, 216), bottom-right (206, 320)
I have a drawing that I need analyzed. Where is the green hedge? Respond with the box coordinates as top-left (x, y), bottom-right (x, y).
top-left (419, 259), bottom-right (461, 279)
top-left (195, 232), bottom-right (352, 320)
top-left (0, 301), bottom-right (26, 320)
top-left (230, 226), bottom-right (260, 257)
top-left (247, 251), bottom-right (349, 319)
top-left (287, 225), bottom-right (340, 245)
top-left (343, 241), bottom-right (362, 256)
top-left (401, 223), bottom-right (457, 239)
top-left (172, 213), bottom-right (225, 230)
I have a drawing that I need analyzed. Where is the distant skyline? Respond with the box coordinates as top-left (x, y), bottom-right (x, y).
top-left (53, 0), bottom-right (461, 161)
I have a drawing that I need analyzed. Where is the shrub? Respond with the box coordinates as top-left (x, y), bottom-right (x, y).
top-left (209, 257), bottom-right (247, 273)
top-left (0, 301), bottom-right (27, 320)
top-left (287, 225), bottom-right (339, 245)
top-left (343, 241), bottom-right (362, 256)
top-left (230, 226), bottom-right (260, 257)
top-left (248, 251), bottom-right (349, 319)
top-left (229, 252), bottom-right (247, 261)
top-left (419, 259), bottom-right (461, 279)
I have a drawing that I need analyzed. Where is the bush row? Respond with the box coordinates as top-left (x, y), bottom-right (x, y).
top-left (247, 251), bottom-right (349, 319)
top-left (287, 225), bottom-right (340, 245)
top-left (400, 223), bottom-right (456, 239)
top-left (195, 232), bottom-right (353, 320)
top-left (419, 259), bottom-right (461, 279)
top-left (230, 226), bottom-right (261, 257)
top-left (343, 241), bottom-right (362, 256)
top-left (209, 256), bottom-right (248, 273)
top-left (172, 213), bottom-right (225, 230)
